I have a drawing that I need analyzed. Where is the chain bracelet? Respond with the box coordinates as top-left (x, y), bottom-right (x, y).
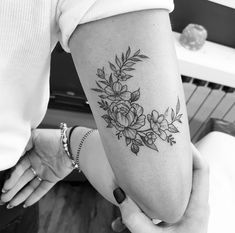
top-left (76, 129), bottom-right (97, 172)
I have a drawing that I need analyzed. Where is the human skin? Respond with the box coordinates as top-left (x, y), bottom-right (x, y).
top-left (69, 9), bottom-right (192, 223)
top-left (113, 144), bottom-right (209, 233)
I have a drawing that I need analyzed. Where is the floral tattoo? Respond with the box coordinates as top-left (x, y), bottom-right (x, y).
top-left (91, 47), bottom-right (183, 155)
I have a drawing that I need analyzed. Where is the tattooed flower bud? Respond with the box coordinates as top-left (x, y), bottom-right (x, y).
top-left (97, 68), bottom-right (105, 78)
top-left (147, 110), bottom-right (169, 141)
top-left (131, 143), bottom-right (140, 154)
top-left (108, 101), bottom-right (146, 139)
top-left (145, 132), bottom-right (157, 145)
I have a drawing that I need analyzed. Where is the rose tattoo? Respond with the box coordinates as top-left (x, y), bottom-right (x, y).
top-left (91, 47), bottom-right (183, 155)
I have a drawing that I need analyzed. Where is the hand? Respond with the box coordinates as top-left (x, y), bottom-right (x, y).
top-left (112, 144), bottom-right (210, 233)
top-left (0, 128), bottom-right (74, 208)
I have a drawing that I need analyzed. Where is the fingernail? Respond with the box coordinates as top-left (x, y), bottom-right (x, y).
top-left (113, 188), bottom-right (126, 204)
top-left (2, 189), bottom-right (7, 193)
top-left (6, 204), bottom-right (13, 209)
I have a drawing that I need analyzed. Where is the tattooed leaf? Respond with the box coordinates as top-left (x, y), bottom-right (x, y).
top-left (102, 115), bottom-right (112, 124)
top-left (176, 114), bottom-right (183, 123)
top-left (99, 80), bottom-right (109, 85)
top-left (131, 143), bottom-right (139, 155)
top-left (171, 108), bottom-right (175, 121)
top-left (140, 136), bottom-right (159, 152)
top-left (134, 49), bottom-right (140, 56)
top-left (122, 53), bottom-right (125, 63)
top-left (130, 88), bottom-right (140, 102)
top-left (125, 75), bottom-right (133, 80)
top-left (115, 55), bottom-right (121, 68)
top-left (98, 100), bottom-right (109, 110)
top-left (126, 46), bottom-right (131, 59)
top-left (135, 139), bottom-right (144, 146)
top-left (168, 135), bottom-right (176, 145)
top-left (125, 62), bottom-right (135, 67)
top-left (91, 88), bottom-right (103, 93)
top-left (176, 98), bottom-right (180, 115)
top-left (96, 81), bottom-right (103, 89)
top-left (147, 142), bottom-right (158, 151)
top-left (123, 68), bottom-right (135, 71)
top-left (164, 107), bottom-right (169, 117)
top-left (109, 74), bottom-right (113, 85)
top-left (109, 62), bottom-right (116, 72)
top-left (99, 95), bottom-right (107, 99)
top-left (168, 124), bottom-right (179, 133)
top-left (105, 100), bottom-right (109, 105)
top-left (138, 54), bottom-right (149, 59)
top-left (177, 114), bottom-right (183, 119)
top-left (129, 57), bottom-right (142, 62)
top-left (126, 137), bottom-right (132, 146)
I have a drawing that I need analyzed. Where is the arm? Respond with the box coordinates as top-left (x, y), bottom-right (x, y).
top-left (69, 9), bottom-right (192, 223)
top-left (112, 144), bottom-right (210, 233)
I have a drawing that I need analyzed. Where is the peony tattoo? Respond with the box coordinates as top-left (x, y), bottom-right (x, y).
top-left (91, 47), bottom-right (183, 155)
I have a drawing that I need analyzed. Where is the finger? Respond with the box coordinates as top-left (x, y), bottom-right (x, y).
top-left (111, 217), bottom-right (126, 232)
top-left (191, 143), bottom-right (209, 171)
top-left (120, 196), bottom-right (161, 233)
top-left (24, 181), bottom-right (54, 207)
top-left (8, 177), bottom-right (41, 207)
top-left (113, 188), bottom-right (161, 233)
top-left (2, 157), bottom-right (31, 192)
top-left (192, 143), bottom-right (210, 202)
top-left (186, 144), bottom-right (210, 213)
top-left (1, 168), bottom-right (35, 203)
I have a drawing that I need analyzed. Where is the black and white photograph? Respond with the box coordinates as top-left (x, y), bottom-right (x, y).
top-left (0, 0), bottom-right (234, 232)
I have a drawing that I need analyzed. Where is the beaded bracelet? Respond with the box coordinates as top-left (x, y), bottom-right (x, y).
top-left (59, 123), bottom-right (79, 170)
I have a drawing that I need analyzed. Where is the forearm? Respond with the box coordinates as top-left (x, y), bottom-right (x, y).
top-left (69, 126), bottom-right (117, 204)
top-left (69, 9), bottom-right (192, 223)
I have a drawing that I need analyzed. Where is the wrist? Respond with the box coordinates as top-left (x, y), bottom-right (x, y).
top-left (69, 126), bottom-right (97, 173)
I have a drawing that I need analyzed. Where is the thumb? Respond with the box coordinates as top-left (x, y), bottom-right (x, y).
top-left (113, 188), bottom-right (161, 233)
top-left (111, 217), bottom-right (126, 232)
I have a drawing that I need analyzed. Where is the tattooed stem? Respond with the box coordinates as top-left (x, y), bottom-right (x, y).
top-left (138, 129), bottom-right (153, 134)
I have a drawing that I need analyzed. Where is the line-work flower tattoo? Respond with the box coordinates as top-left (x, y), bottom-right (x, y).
top-left (91, 47), bottom-right (183, 155)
